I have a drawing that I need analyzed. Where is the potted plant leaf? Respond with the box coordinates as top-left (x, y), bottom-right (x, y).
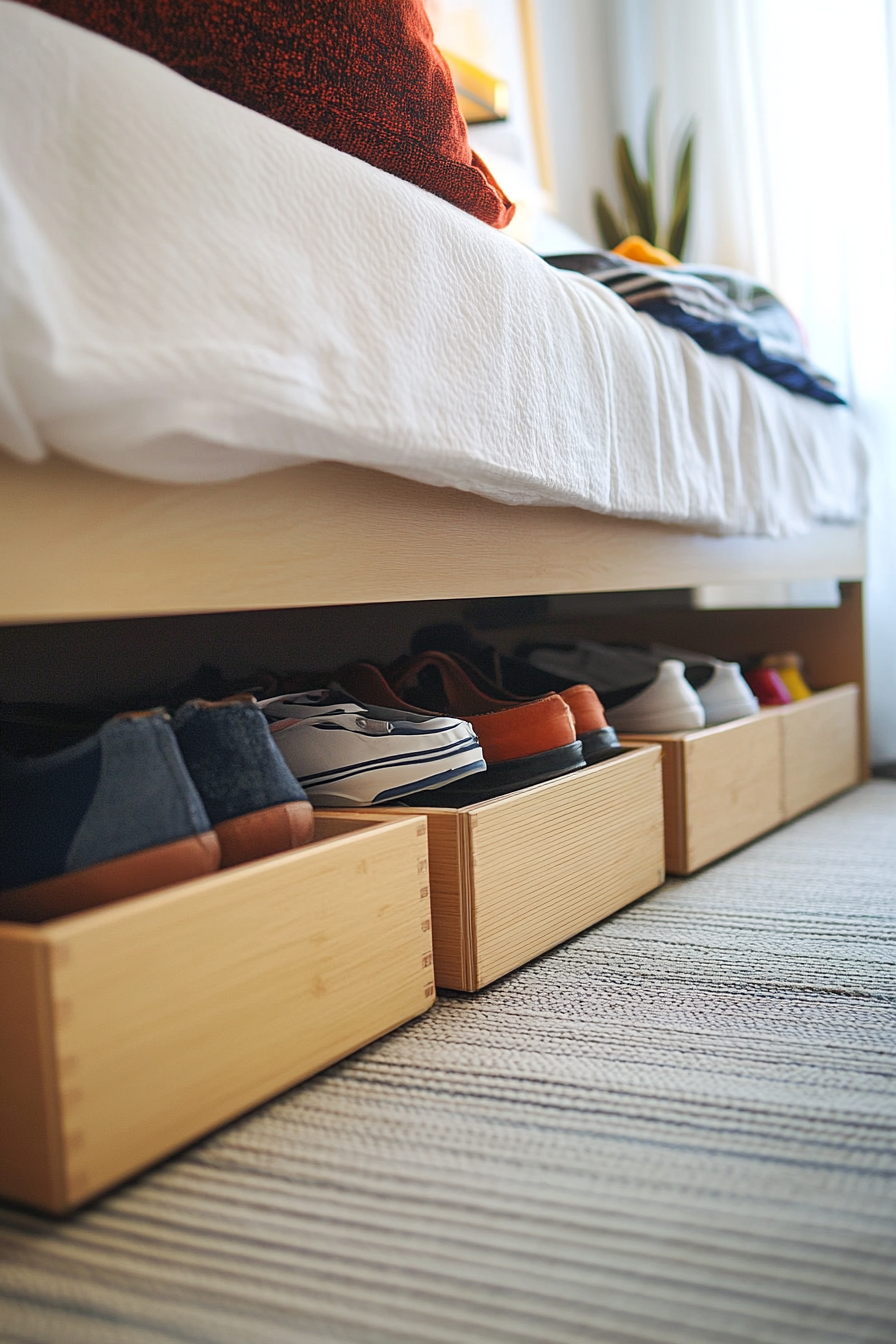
top-left (594, 94), bottom-right (695, 261)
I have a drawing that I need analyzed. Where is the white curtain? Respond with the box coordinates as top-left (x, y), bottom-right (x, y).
top-left (536, 0), bottom-right (896, 763)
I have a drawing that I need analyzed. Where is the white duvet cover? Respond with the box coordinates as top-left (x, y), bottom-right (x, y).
top-left (0, 3), bottom-right (865, 536)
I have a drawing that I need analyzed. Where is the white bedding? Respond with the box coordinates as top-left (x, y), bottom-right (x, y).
top-left (0, 3), bottom-right (865, 537)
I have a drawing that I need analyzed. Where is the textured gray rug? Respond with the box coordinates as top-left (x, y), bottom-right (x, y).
top-left (1, 782), bottom-right (895, 1344)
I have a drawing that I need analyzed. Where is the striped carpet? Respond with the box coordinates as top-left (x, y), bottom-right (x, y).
top-left (1, 781), bottom-right (895, 1344)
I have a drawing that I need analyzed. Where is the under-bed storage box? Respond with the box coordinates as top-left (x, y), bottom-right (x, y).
top-left (622, 685), bottom-right (861, 874)
top-left (775, 685), bottom-right (862, 820)
top-left (0, 816), bottom-right (434, 1215)
top-left (321, 746), bottom-right (665, 993)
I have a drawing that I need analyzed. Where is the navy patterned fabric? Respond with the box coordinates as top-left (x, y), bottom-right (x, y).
top-left (546, 251), bottom-right (846, 405)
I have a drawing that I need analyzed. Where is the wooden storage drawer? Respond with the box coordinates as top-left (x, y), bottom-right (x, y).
top-left (321, 746), bottom-right (665, 993)
top-left (622, 711), bottom-right (784, 875)
top-left (0, 816), bottom-right (434, 1215)
top-left (774, 684), bottom-right (861, 820)
top-left (622, 684), bottom-right (861, 875)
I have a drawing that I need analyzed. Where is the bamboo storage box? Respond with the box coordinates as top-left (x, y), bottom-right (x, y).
top-left (321, 745), bottom-right (665, 993)
top-left (0, 815), bottom-right (434, 1215)
top-left (622, 684), bottom-right (861, 875)
top-left (773, 684), bottom-right (861, 820)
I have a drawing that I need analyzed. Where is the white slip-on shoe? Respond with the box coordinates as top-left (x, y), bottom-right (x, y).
top-left (649, 644), bottom-right (759, 726)
top-left (603, 660), bottom-right (706, 733)
top-left (259, 688), bottom-right (486, 807)
top-left (523, 642), bottom-right (705, 732)
top-left (692, 662), bottom-right (760, 725)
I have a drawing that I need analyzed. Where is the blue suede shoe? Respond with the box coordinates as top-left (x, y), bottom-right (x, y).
top-left (0, 711), bottom-right (220, 923)
top-left (171, 696), bottom-right (313, 866)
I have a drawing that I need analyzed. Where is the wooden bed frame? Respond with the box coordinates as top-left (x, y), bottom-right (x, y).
top-left (0, 453), bottom-right (868, 778)
top-left (0, 0), bottom-right (868, 755)
top-left (0, 454), bottom-right (866, 623)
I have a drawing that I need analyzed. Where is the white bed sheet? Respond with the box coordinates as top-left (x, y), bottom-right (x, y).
top-left (0, 3), bottom-right (865, 537)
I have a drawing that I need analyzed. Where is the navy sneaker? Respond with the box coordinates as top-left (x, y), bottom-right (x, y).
top-left (171, 696), bottom-right (313, 865)
top-left (0, 711), bottom-right (220, 923)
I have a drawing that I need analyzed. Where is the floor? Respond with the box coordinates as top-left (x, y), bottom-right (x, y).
top-left (1, 782), bottom-right (895, 1344)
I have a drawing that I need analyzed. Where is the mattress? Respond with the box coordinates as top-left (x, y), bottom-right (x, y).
top-left (0, 2), bottom-right (866, 537)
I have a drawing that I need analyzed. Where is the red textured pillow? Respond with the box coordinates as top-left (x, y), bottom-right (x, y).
top-left (21, 0), bottom-right (515, 228)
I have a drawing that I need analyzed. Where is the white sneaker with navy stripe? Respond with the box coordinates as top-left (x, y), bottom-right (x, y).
top-left (259, 688), bottom-right (486, 807)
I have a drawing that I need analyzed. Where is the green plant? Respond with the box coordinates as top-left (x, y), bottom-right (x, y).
top-left (594, 93), bottom-right (695, 260)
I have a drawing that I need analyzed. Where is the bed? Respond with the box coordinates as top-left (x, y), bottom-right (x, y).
top-left (0, 2), bottom-right (867, 728)
top-left (0, 5), bottom-right (872, 1230)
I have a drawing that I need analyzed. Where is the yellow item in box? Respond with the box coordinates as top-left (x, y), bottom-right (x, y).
top-left (613, 235), bottom-right (680, 267)
top-left (778, 667), bottom-right (813, 700)
top-left (761, 652), bottom-right (813, 700)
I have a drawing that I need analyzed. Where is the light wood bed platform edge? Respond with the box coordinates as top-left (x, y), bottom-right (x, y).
top-left (0, 455), bottom-right (866, 625)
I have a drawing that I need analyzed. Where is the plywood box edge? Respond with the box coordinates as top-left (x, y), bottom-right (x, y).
top-left (0, 933), bottom-right (67, 1211)
top-left (316, 807), bottom-right (475, 990)
top-left (10, 815), bottom-right (425, 940)
top-left (456, 811), bottom-right (479, 992)
top-left (617, 734), bottom-right (693, 871)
